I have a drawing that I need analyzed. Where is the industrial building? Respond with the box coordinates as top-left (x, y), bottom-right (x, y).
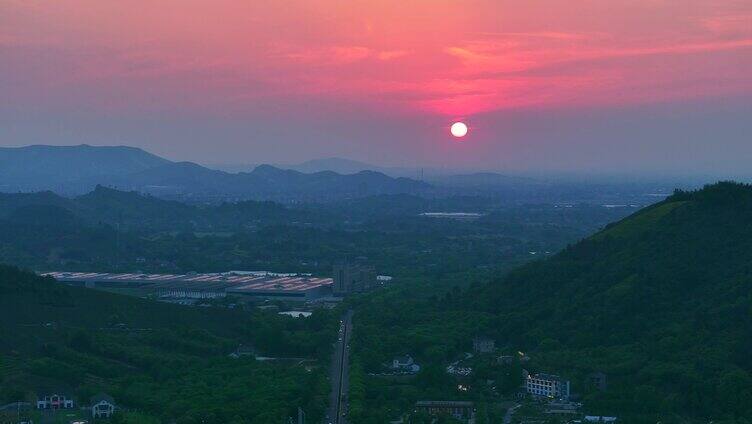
top-left (226, 276), bottom-right (333, 301)
top-left (42, 271), bottom-right (334, 302)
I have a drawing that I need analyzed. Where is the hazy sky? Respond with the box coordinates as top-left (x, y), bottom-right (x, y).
top-left (2, 1), bottom-right (751, 175)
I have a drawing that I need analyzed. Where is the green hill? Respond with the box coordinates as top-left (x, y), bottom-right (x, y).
top-left (347, 182), bottom-right (752, 423)
top-left (0, 185), bottom-right (313, 232)
top-left (0, 265), bottom-right (337, 423)
top-left (470, 182), bottom-right (752, 421)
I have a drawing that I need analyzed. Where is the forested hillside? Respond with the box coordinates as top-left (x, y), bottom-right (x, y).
top-left (469, 181), bottom-right (752, 420)
top-left (350, 182), bottom-right (752, 423)
top-left (0, 266), bottom-right (337, 423)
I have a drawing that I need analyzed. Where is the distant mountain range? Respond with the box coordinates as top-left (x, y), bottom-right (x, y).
top-left (0, 145), bottom-right (677, 204)
top-left (280, 157), bottom-right (417, 177)
top-left (0, 144), bottom-right (169, 193)
top-left (226, 157), bottom-right (546, 189)
top-left (0, 145), bottom-right (431, 201)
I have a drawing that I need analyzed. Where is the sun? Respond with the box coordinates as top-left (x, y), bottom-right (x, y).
top-left (450, 122), bottom-right (468, 138)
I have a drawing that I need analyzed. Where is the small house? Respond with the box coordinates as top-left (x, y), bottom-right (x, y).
top-left (90, 393), bottom-right (116, 419)
top-left (390, 355), bottom-right (420, 373)
top-left (36, 394), bottom-right (73, 410)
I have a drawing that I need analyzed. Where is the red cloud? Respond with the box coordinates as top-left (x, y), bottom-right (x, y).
top-left (2, 0), bottom-right (751, 118)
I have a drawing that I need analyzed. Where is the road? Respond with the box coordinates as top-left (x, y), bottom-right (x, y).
top-left (327, 310), bottom-right (352, 424)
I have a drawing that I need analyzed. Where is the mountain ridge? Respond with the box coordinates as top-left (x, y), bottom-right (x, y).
top-left (0, 144), bottom-right (170, 192)
top-left (0, 145), bottom-right (431, 200)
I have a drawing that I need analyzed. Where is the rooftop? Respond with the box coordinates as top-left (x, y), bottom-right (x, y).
top-left (42, 271), bottom-right (333, 293)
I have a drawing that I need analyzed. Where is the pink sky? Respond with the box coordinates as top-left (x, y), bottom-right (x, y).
top-left (2, 1), bottom-right (751, 173)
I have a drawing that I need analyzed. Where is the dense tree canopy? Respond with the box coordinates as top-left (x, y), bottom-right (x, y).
top-left (0, 266), bottom-right (337, 423)
top-left (349, 182), bottom-right (752, 423)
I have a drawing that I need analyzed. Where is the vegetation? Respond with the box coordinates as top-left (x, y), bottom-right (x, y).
top-left (0, 186), bottom-right (632, 278)
top-left (471, 182), bottom-right (752, 422)
top-left (348, 182), bottom-right (752, 423)
top-left (0, 266), bottom-right (338, 423)
top-left (8, 180), bottom-right (752, 421)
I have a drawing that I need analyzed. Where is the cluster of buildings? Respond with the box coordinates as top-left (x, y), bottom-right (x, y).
top-left (37, 393), bottom-right (116, 418)
top-left (43, 263), bottom-right (380, 303)
top-left (43, 270), bottom-right (336, 302)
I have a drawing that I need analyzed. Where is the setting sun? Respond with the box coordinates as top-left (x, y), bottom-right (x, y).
top-left (450, 122), bottom-right (468, 138)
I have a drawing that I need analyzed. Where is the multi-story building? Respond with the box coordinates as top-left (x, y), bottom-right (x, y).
top-left (333, 263), bottom-right (376, 295)
top-left (525, 372), bottom-right (570, 399)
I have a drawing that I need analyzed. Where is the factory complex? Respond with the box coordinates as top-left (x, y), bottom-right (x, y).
top-left (41, 270), bottom-right (335, 302)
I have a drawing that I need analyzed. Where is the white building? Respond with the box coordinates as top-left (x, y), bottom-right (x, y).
top-left (90, 394), bottom-right (116, 418)
top-left (525, 372), bottom-right (570, 399)
top-left (37, 394), bottom-right (73, 410)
